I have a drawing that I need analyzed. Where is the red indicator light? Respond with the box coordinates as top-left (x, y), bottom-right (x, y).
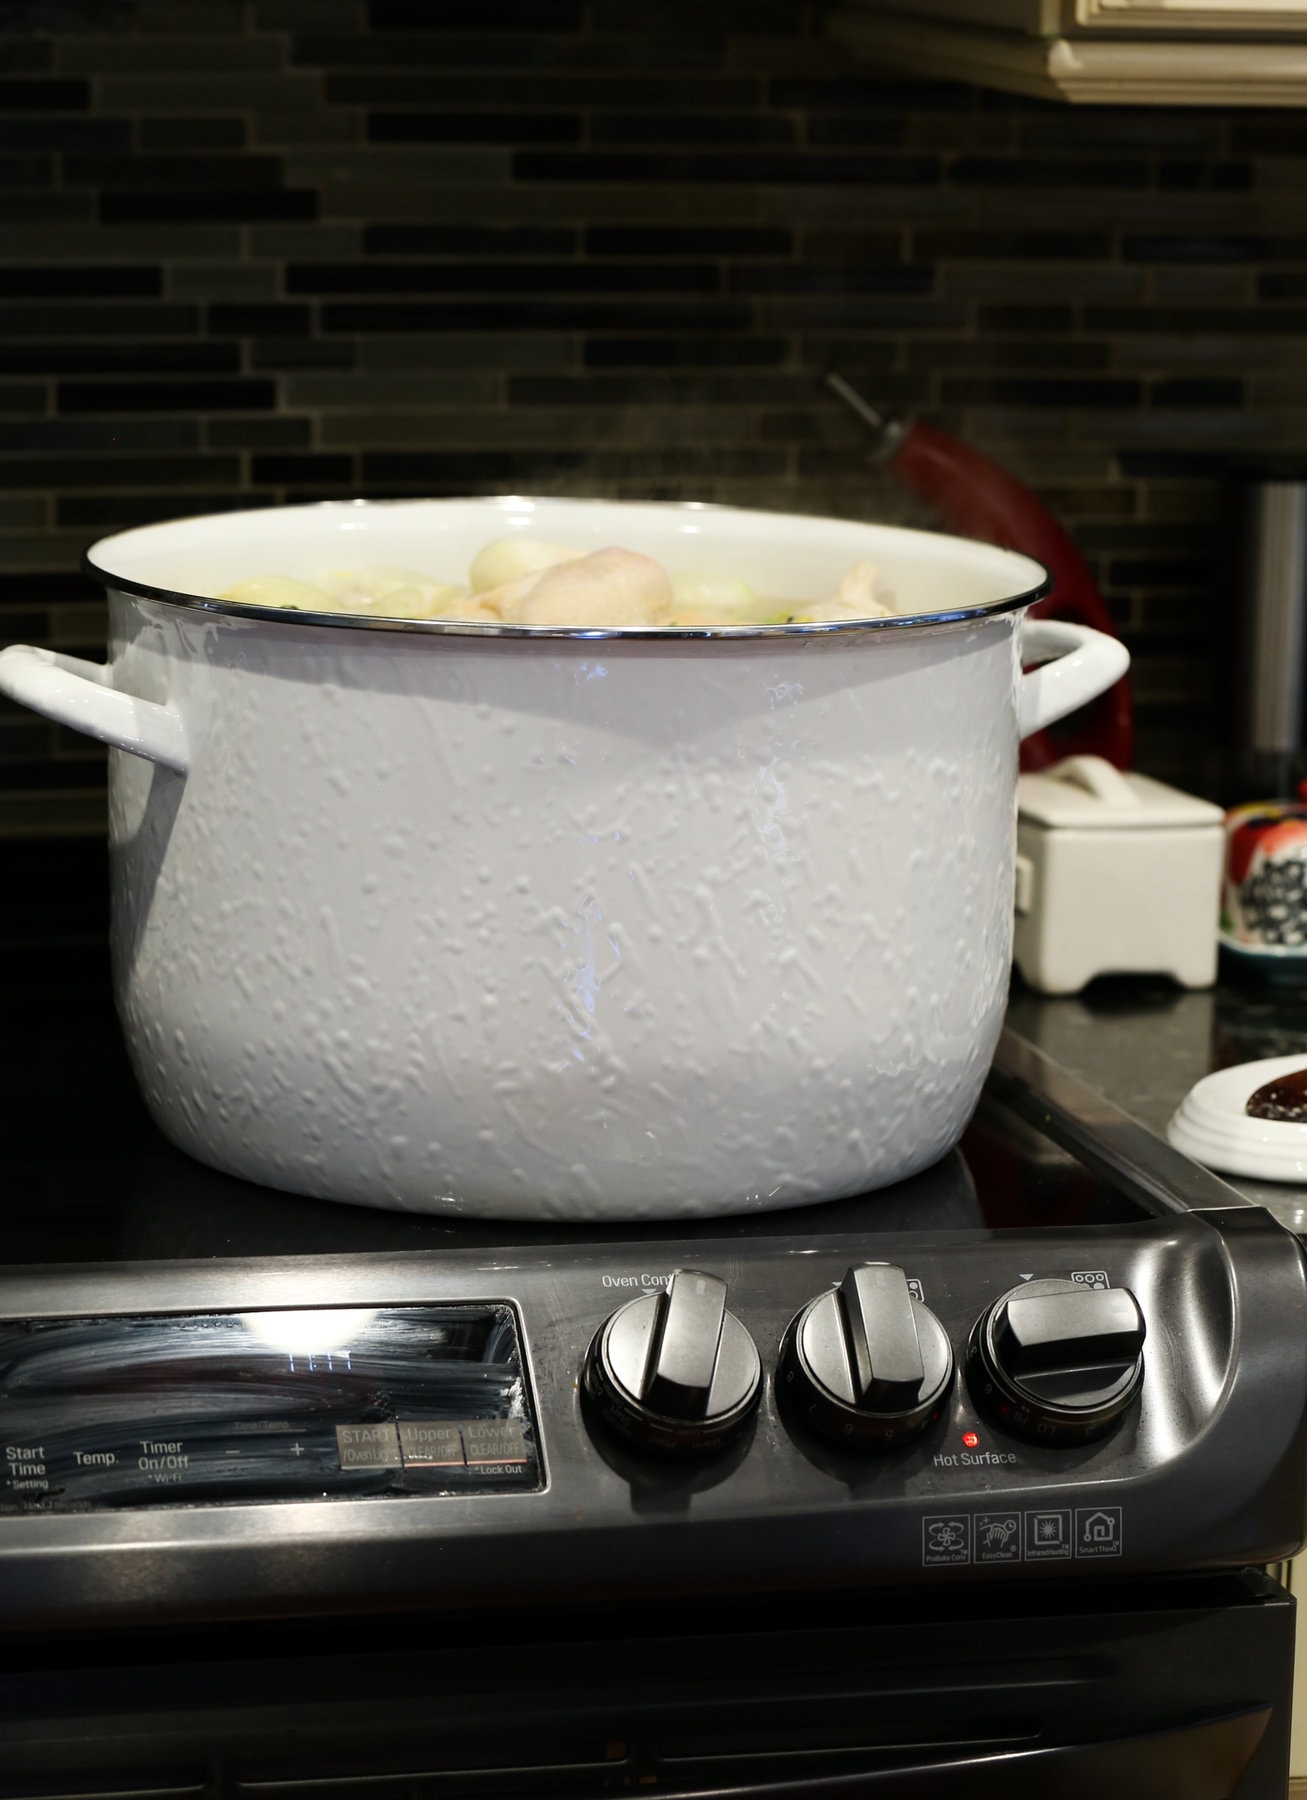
top-left (962, 1431), bottom-right (979, 1448)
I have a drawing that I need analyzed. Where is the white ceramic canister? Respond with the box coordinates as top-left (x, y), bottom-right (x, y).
top-left (0, 497), bottom-right (1126, 1220)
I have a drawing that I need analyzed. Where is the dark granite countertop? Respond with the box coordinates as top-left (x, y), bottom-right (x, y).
top-left (1005, 967), bottom-right (1307, 1232)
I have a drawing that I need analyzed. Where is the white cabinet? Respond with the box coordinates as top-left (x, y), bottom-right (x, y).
top-left (828, 0), bottom-right (1307, 104)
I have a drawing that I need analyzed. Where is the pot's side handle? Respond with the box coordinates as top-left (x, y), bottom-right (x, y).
top-left (1017, 619), bottom-right (1131, 742)
top-left (0, 644), bottom-right (189, 774)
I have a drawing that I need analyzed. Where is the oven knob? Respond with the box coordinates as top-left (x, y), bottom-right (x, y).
top-left (967, 1278), bottom-right (1146, 1444)
top-left (778, 1264), bottom-right (954, 1448)
top-left (583, 1269), bottom-right (761, 1455)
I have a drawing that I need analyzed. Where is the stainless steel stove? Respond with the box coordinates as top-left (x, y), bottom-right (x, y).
top-left (1, 839), bottom-right (1306, 1798)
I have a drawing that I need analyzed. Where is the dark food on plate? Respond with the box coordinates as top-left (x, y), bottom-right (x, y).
top-left (1246, 1066), bottom-right (1307, 1122)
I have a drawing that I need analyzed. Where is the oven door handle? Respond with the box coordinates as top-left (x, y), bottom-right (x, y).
top-left (666, 1703), bottom-right (1270, 1799)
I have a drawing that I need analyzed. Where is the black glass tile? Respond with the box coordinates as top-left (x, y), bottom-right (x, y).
top-left (0, 758), bottom-right (106, 791)
top-left (361, 447), bottom-right (787, 483)
top-left (0, 385), bottom-right (47, 412)
top-left (917, 229), bottom-right (1113, 260)
top-left (0, 266), bottom-right (161, 297)
top-left (756, 297), bottom-right (966, 329)
top-left (510, 372), bottom-right (823, 405)
top-left (515, 150), bottom-right (941, 185)
top-left (804, 117), bottom-right (909, 148)
top-left (56, 492), bottom-right (273, 529)
top-left (207, 417), bottom-right (313, 448)
top-left (250, 339), bottom-right (356, 370)
top-left (310, 28), bottom-right (728, 67)
top-left (66, 153), bottom-right (286, 190)
top-left (365, 224), bottom-right (576, 255)
top-left (251, 453), bottom-right (354, 484)
top-left (368, 0), bottom-right (584, 26)
top-left (100, 190), bottom-right (318, 223)
top-left (976, 305), bottom-right (1075, 332)
top-left (0, 719), bottom-right (61, 764)
top-left (208, 303), bottom-right (313, 335)
top-left (0, 570), bottom-right (101, 603)
top-left (0, 304), bottom-right (198, 336)
top-left (57, 379), bottom-right (278, 413)
top-left (140, 117), bottom-right (248, 150)
top-left (0, 419), bottom-right (197, 451)
top-left (1018, 112), bottom-right (1221, 152)
top-left (0, 191), bottom-right (92, 219)
top-left (1085, 305), bottom-right (1307, 335)
top-left (0, 610), bottom-right (47, 639)
top-left (1038, 487), bottom-right (1137, 518)
top-left (586, 225), bottom-right (791, 256)
top-left (1149, 377), bottom-right (1244, 406)
top-left (1158, 161), bottom-right (1252, 191)
top-left (1109, 558), bottom-right (1216, 587)
top-left (290, 261), bottom-right (718, 295)
top-left (0, 343), bottom-right (239, 375)
top-left (904, 338), bottom-right (1111, 372)
top-left (976, 88), bottom-right (1062, 115)
top-left (949, 156), bottom-right (1149, 188)
top-left (1231, 120), bottom-right (1307, 154)
top-left (1122, 234), bottom-right (1293, 263)
top-left (140, 0), bottom-right (247, 24)
top-left (794, 446), bottom-right (911, 481)
top-left (592, 114), bottom-right (799, 147)
top-left (322, 298), bottom-right (753, 331)
top-left (0, 1), bottom-right (133, 26)
top-left (369, 111), bottom-right (580, 144)
top-left (1118, 451), bottom-right (1241, 479)
top-left (774, 75), bottom-right (971, 108)
top-left (0, 119), bottom-right (130, 153)
top-left (728, 265), bottom-right (933, 296)
top-left (1079, 520), bottom-right (1224, 555)
top-left (0, 77), bottom-right (88, 108)
top-left (939, 377), bottom-right (1142, 407)
top-left (0, 153), bottom-right (52, 186)
top-left (582, 336), bottom-right (788, 368)
top-left (0, 42), bottom-right (53, 72)
top-left (325, 70), bottom-right (756, 104)
top-left (0, 454), bottom-right (240, 490)
top-left (589, 0), bottom-right (801, 30)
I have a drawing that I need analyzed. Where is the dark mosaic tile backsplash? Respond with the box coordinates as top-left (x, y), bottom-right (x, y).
top-left (2, 0), bottom-right (1306, 825)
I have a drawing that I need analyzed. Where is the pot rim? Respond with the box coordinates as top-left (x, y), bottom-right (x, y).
top-left (83, 494), bottom-right (1054, 641)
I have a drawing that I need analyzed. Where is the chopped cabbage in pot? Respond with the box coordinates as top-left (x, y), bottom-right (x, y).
top-left (217, 538), bottom-right (895, 627)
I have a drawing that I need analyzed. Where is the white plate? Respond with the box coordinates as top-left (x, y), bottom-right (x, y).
top-left (1167, 1054), bottom-right (1307, 1183)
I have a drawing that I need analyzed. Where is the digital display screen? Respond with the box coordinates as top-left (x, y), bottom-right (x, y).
top-left (0, 1304), bottom-right (541, 1513)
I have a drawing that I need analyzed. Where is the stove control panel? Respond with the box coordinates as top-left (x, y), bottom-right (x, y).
top-left (0, 1199), bottom-right (1302, 1622)
top-left (0, 1304), bottom-right (542, 1514)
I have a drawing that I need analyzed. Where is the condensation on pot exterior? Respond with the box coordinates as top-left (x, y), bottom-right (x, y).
top-left (0, 496), bottom-right (1127, 1221)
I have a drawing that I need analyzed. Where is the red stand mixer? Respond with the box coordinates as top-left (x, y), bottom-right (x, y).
top-left (828, 372), bottom-right (1134, 773)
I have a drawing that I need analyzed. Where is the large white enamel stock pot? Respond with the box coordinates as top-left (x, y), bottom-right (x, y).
top-left (0, 497), bottom-right (1127, 1220)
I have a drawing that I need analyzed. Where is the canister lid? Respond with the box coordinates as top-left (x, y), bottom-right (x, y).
top-left (1018, 756), bottom-right (1225, 831)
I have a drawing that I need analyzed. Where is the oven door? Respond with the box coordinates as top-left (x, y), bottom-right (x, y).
top-left (0, 1570), bottom-right (1293, 1800)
